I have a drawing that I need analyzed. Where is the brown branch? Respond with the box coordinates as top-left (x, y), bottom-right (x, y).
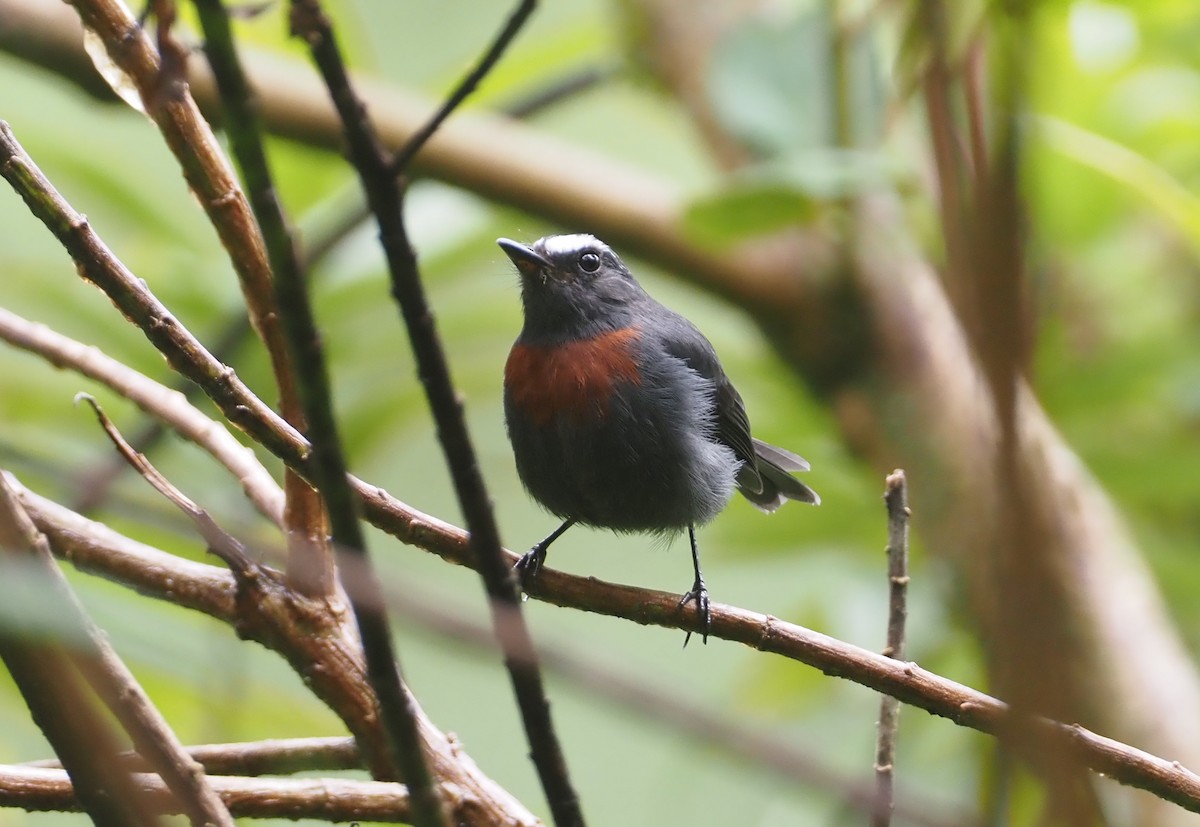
top-left (0, 474), bottom-right (235, 827)
top-left (68, 0), bottom-right (331, 598)
top-left (0, 765), bottom-right (412, 822)
top-left (26, 737), bottom-right (362, 777)
top-left (13, 448), bottom-right (1200, 817)
top-left (383, 580), bottom-right (975, 827)
top-left (873, 470), bottom-right (911, 827)
top-left (0, 479), bottom-right (166, 827)
top-left (12, 476), bottom-right (238, 622)
top-left (0, 305), bottom-right (284, 526)
top-left (79, 394), bottom-right (255, 575)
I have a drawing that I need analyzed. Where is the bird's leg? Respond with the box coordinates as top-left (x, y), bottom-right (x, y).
top-left (516, 518), bottom-right (577, 586)
top-left (678, 524), bottom-right (711, 646)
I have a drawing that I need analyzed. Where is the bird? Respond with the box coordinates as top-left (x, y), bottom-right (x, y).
top-left (498, 234), bottom-right (819, 644)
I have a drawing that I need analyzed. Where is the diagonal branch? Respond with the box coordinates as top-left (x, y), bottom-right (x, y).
top-left (388, 0), bottom-right (536, 176)
top-left (0, 306), bottom-right (284, 525)
top-left (0, 474), bottom-right (235, 827)
top-left (0, 479), bottom-right (167, 827)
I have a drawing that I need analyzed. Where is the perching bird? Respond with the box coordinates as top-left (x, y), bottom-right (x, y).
top-left (498, 234), bottom-right (819, 643)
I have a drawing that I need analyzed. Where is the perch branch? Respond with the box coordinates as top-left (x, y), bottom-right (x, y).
top-left (13, 469), bottom-right (1200, 817)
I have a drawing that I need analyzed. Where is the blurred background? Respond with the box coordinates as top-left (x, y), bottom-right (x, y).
top-left (0, 0), bottom-right (1198, 824)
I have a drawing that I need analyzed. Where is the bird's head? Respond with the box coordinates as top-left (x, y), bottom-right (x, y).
top-left (498, 234), bottom-right (647, 341)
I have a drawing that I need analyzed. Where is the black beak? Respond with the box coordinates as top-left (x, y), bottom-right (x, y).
top-left (497, 238), bottom-right (551, 279)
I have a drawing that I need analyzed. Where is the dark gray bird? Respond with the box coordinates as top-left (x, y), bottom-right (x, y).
top-left (499, 234), bottom-right (819, 643)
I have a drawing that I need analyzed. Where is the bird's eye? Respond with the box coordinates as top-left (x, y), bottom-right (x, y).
top-left (579, 251), bottom-right (601, 273)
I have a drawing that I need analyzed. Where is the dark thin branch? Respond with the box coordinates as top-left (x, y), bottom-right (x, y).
top-left (388, 0), bottom-right (537, 176)
top-left (67, 2), bottom-right (327, 597)
top-left (873, 470), bottom-right (911, 827)
top-left (190, 0), bottom-right (333, 597)
top-left (288, 2), bottom-right (584, 826)
top-left (502, 63), bottom-right (613, 119)
top-left (187, 6), bottom-right (448, 824)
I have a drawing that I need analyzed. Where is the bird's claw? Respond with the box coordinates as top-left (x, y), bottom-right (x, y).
top-left (678, 579), bottom-right (711, 647)
top-left (514, 544), bottom-right (547, 587)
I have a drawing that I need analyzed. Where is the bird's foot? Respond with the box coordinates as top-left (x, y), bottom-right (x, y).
top-left (678, 578), bottom-right (711, 647)
top-left (514, 543), bottom-right (548, 588)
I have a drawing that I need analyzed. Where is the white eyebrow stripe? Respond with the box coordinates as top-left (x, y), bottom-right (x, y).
top-left (537, 234), bottom-right (608, 257)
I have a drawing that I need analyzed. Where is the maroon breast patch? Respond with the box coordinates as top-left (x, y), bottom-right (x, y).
top-left (505, 327), bottom-right (642, 426)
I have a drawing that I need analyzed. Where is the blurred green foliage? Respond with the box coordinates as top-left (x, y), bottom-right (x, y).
top-left (0, 1), bottom-right (1196, 825)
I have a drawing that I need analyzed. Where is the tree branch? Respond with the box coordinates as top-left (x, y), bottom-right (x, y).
top-left (26, 737), bottom-right (362, 777)
top-left (68, 0), bottom-right (333, 599)
top-left (873, 470), bottom-right (910, 827)
top-left (0, 307), bottom-right (284, 525)
top-left (0, 765), bottom-right (412, 822)
top-left (0, 479), bottom-right (166, 827)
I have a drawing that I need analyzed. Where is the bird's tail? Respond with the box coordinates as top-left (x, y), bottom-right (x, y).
top-left (737, 438), bottom-right (820, 512)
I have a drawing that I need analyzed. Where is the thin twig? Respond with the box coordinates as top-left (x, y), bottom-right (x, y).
top-left (79, 394), bottom-right (255, 575)
top-left (0, 306), bottom-right (284, 526)
top-left (388, 0), bottom-right (536, 176)
top-left (0, 765), bottom-right (412, 822)
top-left (289, 3), bottom-right (585, 825)
top-left (502, 64), bottom-right (613, 119)
top-left (190, 0), bottom-right (332, 596)
top-left (873, 470), bottom-right (911, 827)
top-left (26, 737), bottom-right (362, 777)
